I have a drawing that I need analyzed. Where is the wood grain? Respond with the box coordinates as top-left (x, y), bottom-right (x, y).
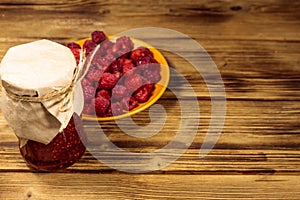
top-left (0, 0), bottom-right (299, 199)
top-left (1, 100), bottom-right (299, 173)
top-left (1, 173), bottom-right (300, 200)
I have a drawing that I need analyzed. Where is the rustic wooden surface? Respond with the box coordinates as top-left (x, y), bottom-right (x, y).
top-left (0, 0), bottom-right (300, 199)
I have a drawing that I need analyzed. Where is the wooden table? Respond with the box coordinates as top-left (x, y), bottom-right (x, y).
top-left (0, 0), bottom-right (300, 199)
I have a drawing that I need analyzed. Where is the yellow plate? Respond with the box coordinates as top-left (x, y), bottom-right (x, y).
top-left (77, 36), bottom-right (169, 121)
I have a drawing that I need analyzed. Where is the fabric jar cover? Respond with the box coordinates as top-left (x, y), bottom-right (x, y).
top-left (0, 39), bottom-right (84, 146)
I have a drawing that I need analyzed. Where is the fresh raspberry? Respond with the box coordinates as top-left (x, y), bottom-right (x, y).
top-left (82, 103), bottom-right (95, 115)
top-left (135, 55), bottom-right (155, 66)
top-left (90, 59), bottom-right (110, 74)
top-left (142, 62), bottom-right (160, 72)
top-left (144, 83), bottom-right (155, 93)
top-left (81, 78), bottom-right (92, 88)
top-left (117, 36), bottom-right (134, 50)
top-left (133, 85), bottom-right (152, 103)
top-left (19, 114), bottom-right (86, 171)
top-left (143, 68), bottom-right (161, 83)
top-left (110, 58), bottom-right (123, 73)
top-left (91, 30), bottom-right (107, 44)
top-left (96, 89), bottom-right (111, 100)
top-left (109, 60), bottom-right (121, 73)
top-left (98, 72), bottom-right (118, 90)
top-left (122, 63), bottom-right (135, 74)
top-left (113, 71), bottom-right (122, 81)
top-left (69, 48), bottom-right (80, 65)
top-left (101, 40), bottom-right (114, 49)
top-left (112, 36), bottom-right (134, 57)
top-left (119, 52), bottom-right (131, 59)
top-left (83, 40), bottom-right (97, 56)
top-left (130, 47), bottom-right (153, 62)
top-left (112, 85), bottom-right (128, 100)
top-left (93, 56), bottom-right (111, 68)
top-left (97, 40), bottom-right (114, 56)
top-left (124, 73), bottom-right (143, 92)
top-left (121, 96), bottom-right (138, 111)
top-left (67, 42), bottom-right (81, 65)
top-left (117, 58), bottom-right (132, 68)
top-left (111, 102), bottom-right (124, 116)
top-left (86, 69), bottom-right (102, 84)
top-left (104, 106), bottom-right (113, 117)
top-left (83, 85), bottom-right (96, 103)
top-left (94, 96), bottom-right (110, 117)
top-left (67, 42), bottom-right (81, 49)
top-left (105, 54), bottom-right (116, 66)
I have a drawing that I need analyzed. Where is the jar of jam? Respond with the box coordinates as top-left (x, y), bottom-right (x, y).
top-left (0, 39), bottom-right (86, 171)
top-left (19, 113), bottom-right (86, 171)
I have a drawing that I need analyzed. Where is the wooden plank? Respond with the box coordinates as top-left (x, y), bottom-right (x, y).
top-left (0, 173), bottom-right (300, 199)
top-left (0, 0), bottom-right (299, 44)
top-left (1, 147), bottom-right (300, 173)
top-left (0, 100), bottom-right (299, 172)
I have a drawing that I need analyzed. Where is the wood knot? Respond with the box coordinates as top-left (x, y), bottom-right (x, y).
top-left (27, 191), bottom-right (32, 198)
top-left (230, 6), bottom-right (242, 11)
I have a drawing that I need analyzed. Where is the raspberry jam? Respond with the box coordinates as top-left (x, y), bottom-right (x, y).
top-left (0, 39), bottom-right (87, 171)
top-left (19, 113), bottom-right (86, 171)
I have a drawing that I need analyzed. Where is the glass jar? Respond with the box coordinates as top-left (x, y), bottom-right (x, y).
top-left (19, 113), bottom-right (86, 171)
top-left (0, 39), bottom-right (86, 171)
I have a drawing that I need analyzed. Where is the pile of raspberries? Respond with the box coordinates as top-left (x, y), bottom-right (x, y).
top-left (67, 30), bottom-right (161, 117)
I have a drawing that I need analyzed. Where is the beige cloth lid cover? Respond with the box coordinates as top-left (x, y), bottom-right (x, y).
top-left (0, 39), bottom-right (81, 145)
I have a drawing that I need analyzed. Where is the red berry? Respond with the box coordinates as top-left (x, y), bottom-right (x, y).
top-left (142, 62), bottom-right (161, 72)
top-left (130, 47), bottom-right (153, 62)
top-left (94, 96), bottom-right (110, 117)
top-left (67, 42), bottom-right (81, 49)
top-left (122, 63), bottom-right (135, 75)
top-left (86, 69), bottom-right (102, 85)
top-left (104, 106), bottom-right (113, 117)
top-left (94, 56), bottom-right (111, 68)
top-left (119, 52), bottom-right (131, 59)
top-left (112, 36), bottom-right (134, 57)
top-left (133, 85), bottom-right (151, 103)
top-left (111, 102), bottom-right (124, 115)
top-left (83, 85), bottom-right (96, 103)
top-left (118, 58), bottom-right (132, 68)
top-left (117, 36), bottom-right (134, 50)
top-left (124, 73), bottom-right (143, 92)
top-left (113, 71), bottom-right (122, 81)
top-left (91, 31), bottom-right (107, 44)
top-left (71, 49), bottom-right (80, 65)
top-left (105, 54), bottom-right (116, 65)
top-left (81, 78), bottom-right (92, 88)
top-left (96, 89), bottom-right (111, 100)
top-left (121, 96), bottom-right (138, 111)
top-left (83, 40), bottom-right (97, 56)
top-left (67, 42), bottom-right (81, 65)
top-left (144, 83), bottom-right (155, 93)
top-left (135, 55), bottom-right (154, 66)
top-left (112, 85), bottom-right (128, 100)
top-left (109, 60), bottom-right (121, 73)
top-left (98, 72), bottom-right (118, 90)
top-left (19, 114), bottom-right (86, 171)
top-left (143, 68), bottom-right (161, 83)
top-left (96, 40), bottom-right (114, 57)
top-left (83, 103), bottom-right (95, 115)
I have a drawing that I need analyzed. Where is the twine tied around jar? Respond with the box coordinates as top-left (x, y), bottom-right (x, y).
top-left (3, 48), bottom-right (88, 113)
